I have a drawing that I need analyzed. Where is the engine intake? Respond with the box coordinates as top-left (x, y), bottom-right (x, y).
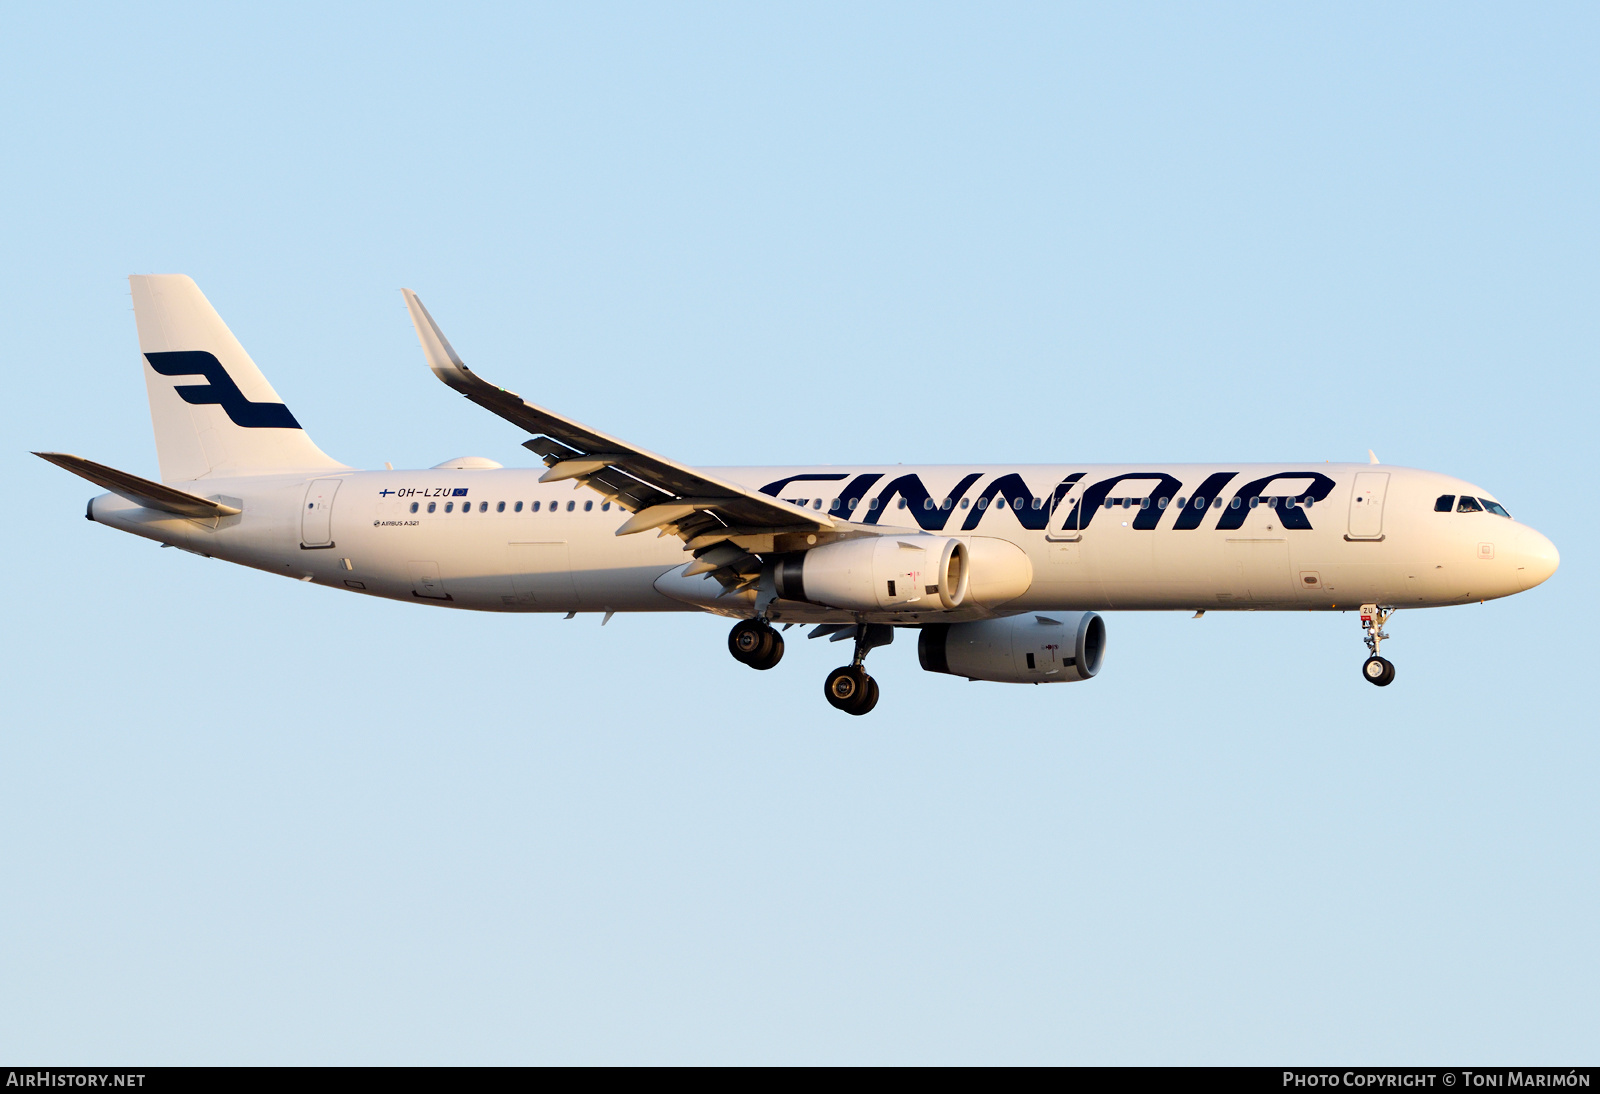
top-left (919, 612), bottom-right (1105, 684)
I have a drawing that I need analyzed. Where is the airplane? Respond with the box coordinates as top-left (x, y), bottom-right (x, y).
top-left (36, 276), bottom-right (1560, 715)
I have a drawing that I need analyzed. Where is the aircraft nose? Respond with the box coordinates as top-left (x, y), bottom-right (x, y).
top-left (1515, 526), bottom-right (1560, 591)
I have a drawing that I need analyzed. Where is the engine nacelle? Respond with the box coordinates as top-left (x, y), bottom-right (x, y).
top-left (918, 612), bottom-right (1105, 684)
top-left (961, 536), bottom-right (1033, 608)
top-left (775, 535), bottom-right (968, 612)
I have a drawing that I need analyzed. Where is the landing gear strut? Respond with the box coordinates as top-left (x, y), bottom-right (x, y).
top-left (824, 624), bottom-right (893, 716)
top-left (729, 619), bottom-right (784, 670)
top-left (1359, 603), bottom-right (1396, 687)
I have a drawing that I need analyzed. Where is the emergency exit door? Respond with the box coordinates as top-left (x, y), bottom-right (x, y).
top-left (301, 478), bottom-right (341, 548)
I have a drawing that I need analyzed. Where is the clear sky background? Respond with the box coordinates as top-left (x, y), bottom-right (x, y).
top-left (2, 2), bottom-right (1595, 1065)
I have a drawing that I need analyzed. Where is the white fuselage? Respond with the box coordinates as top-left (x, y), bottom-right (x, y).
top-left (86, 461), bottom-right (1559, 621)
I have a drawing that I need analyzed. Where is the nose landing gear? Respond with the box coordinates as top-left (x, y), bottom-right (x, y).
top-left (728, 619), bottom-right (784, 670)
top-left (1360, 604), bottom-right (1396, 687)
top-left (824, 623), bottom-right (894, 716)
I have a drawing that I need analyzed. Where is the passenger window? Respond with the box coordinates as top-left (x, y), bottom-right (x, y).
top-left (959, 498), bottom-right (969, 509)
top-left (976, 497), bottom-right (987, 510)
top-left (1014, 498), bottom-right (1024, 510)
top-left (1194, 497), bottom-right (1206, 509)
top-left (1157, 497), bottom-right (1168, 509)
top-left (479, 501), bottom-right (488, 513)
top-left (496, 501), bottom-right (505, 513)
top-left (427, 502), bottom-right (436, 513)
top-left (943, 498), bottom-right (954, 510)
top-left (444, 502), bottom-right (453, 513)
top-left (1435, 495), bottom-right (1455, 512)
top-left (1481, 499), bottom-right (1512, 518)
top-left (870, 497), bottom-right (881, 510)
top-left (1457, 496), bottom-right (1483, 513)
top-left (583, 500), bottom-right (593, 512)
top-left (1139, 497), bottom-right (1150, 509)
top-left (1175, 497), bottom-right (1187, 509)
top-left (814, 499), bottom-right (822, 510)
top-left (1104, 498), bottom-right (1115, 510)
top-left (514, 501), bottom-right (523, 512)
top-left (531, 501), bottom-right (540, 512)
top-left (602, 502), bottom-right (610, 511)
top-left (1229, 497), bottom-right (1240, 509)
top-left (410, 502), bottom-right (419, 513)
top-left (567, 500), bottom-right (575, 512)
top-left (1249, 496), bottom-right (1260, 508)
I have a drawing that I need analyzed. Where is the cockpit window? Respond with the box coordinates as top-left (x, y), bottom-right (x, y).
top-left (1434, 495), bottom-right (1455, 512)
top-left (1481, 499), bottom-right (1512, 518)
top-left (1456, 496), bottom-right (1483, 513)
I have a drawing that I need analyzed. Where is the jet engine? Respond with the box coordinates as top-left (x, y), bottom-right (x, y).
top-left (775, 535), bottom-right (968, 612)
top-left (918, 612), bottom-right (1105, 684)
top-left (960, 536), bottom-right (1033, 607)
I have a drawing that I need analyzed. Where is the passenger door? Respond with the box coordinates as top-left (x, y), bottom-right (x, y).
top-left (1347, 472), bottom-right (1390, 540)
top-left (300, 478), bottom-right (341, 548)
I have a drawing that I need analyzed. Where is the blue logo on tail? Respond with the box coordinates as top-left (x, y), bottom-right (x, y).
top-left (145, 351), bottom-right (301, 429)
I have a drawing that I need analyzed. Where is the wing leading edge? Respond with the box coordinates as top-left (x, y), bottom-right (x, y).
top-left (401, 289), bottom-right (841, 587)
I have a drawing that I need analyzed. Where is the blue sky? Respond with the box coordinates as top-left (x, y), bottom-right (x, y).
top-left (2, 2), bottom-right (1595, 1063)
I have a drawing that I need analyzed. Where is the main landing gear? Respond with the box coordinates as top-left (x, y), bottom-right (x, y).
top-left (728, 619), bottom-right (784, 670)
top-left (1360, 603), bottom-right (1396, 687)
top-left (824, 624), bottom-right (894, 716)
top-left (728, 618), bottom-right (893, 715)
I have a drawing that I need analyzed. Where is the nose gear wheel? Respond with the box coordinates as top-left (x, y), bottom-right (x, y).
top-left (1362, 655), bottom-right (1396, 686)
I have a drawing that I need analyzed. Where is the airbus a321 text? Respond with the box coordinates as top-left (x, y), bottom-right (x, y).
top-left (38, 276), bottom-right (1560, 714)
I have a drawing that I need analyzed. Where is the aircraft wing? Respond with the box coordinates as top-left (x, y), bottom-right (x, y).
top-left (403, 290), bottom-right (841, 582)
top-left (34, 452), bottom-right (242, 518)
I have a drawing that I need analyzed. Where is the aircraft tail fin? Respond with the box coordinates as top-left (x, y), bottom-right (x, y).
top-left (130, 275), bottom-right (346, 481)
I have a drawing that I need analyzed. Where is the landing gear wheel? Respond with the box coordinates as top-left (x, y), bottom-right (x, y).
top-left (1362, 656), bottom-right (1396, 687)
top-left (750, 628), bottom-right (784, 670)
top-left (825, 665), bottom-right (877, 715)
top-left (861, 675), bottom-right (880, 715)
top-left (729, 620), bottom-right (783, 670)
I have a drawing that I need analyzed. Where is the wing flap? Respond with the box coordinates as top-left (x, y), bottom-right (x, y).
top-left (402, 289), bottom-right (836, 541)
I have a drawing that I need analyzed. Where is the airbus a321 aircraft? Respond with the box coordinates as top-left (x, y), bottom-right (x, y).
top-left (37, 276), bottom-right (1560, 715)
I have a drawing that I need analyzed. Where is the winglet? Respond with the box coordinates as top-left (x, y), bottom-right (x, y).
top-left (402, 289), bottom-right (471, 385)
top-left (1368, 449), bottom-right (1380, 465)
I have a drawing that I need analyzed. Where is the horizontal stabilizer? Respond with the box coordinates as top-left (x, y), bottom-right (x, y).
top-left (34, 452), bottom-right (242, 518)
